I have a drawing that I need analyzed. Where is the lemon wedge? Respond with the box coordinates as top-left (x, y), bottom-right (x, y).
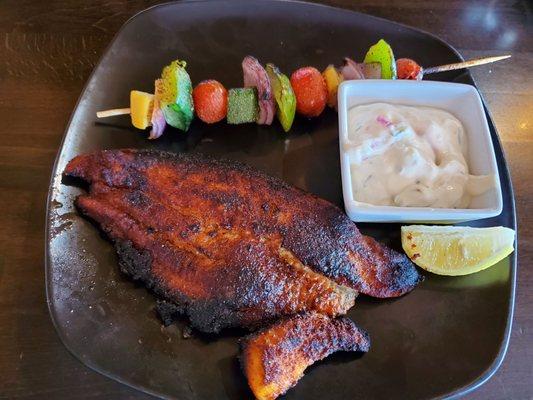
top-left (401, 225), bottom-right (515, 276)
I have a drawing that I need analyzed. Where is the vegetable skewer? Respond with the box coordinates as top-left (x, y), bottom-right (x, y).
top-left (95, 47), bottom-right (510, 137)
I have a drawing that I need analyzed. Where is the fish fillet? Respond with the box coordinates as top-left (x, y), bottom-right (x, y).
top-left (64, 150), bottom-right (360, 333)
top-left (240, 312), bottom-right (370, 400)
top-left (64, 149), bottom-right (421, 331)
top-left (64, 149), bottom-right (421, 300)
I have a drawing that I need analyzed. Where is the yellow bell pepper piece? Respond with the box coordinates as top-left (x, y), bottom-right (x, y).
top-left (130, 90), bottom-right (154, 129)
top-left (322, 65), bottom-right (343, 108)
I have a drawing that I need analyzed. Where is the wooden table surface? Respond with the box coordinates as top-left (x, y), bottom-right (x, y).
top-left (0, 1), bottom-right (531, 399)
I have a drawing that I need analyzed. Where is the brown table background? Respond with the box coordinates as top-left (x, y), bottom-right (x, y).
top-left (0, 1), bottom-right (531, 399)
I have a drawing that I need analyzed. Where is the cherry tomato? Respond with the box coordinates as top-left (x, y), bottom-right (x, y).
top-left (192, 80), bottom-right (228, 123)
top-left (396, 58), bottom-right (423, 80)
top-left (290, 67), bottom-right (327, 117)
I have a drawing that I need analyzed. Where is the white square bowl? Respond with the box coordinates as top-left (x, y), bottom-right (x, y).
top-left (337, 80), bottom-right (503, 223)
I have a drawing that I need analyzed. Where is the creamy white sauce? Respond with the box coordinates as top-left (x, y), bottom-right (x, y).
top-left (345, 103), bottom-right (494, 208)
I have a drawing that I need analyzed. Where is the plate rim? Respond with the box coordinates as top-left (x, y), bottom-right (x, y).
top-left (44, 1), bottom-right (518, 399)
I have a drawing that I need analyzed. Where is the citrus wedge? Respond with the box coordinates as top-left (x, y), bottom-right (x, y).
top-left (401, 225), bottom-right (515, 276)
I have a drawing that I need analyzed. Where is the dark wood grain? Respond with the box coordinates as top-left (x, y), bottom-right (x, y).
top-left (0, 1), bottom-right (531, 399)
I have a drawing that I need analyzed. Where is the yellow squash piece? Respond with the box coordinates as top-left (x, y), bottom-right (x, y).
top-left (322, 65), bottom-right (343, 108)
top-left (401, 225), bottom-right (515, 276)
top-left (130, 90), bottom-right (154, 129)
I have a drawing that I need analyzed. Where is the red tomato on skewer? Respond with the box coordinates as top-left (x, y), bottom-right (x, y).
top-left (192, 80), bottom-right (228, 124)
top-left (396, 58), bottom-right (423, 80)
top-left (290, 67), bottom-right (328, 117)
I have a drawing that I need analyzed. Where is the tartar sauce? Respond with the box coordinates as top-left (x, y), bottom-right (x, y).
top-left (345, 103), bottom-right (494, 208)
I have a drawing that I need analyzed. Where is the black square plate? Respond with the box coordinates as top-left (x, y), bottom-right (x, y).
top-left (46, 1), bottom-right (517, 399)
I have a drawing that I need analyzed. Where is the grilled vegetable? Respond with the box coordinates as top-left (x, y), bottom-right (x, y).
top-left (266, 63), bottom-right (296, 132)
top-left (227, 87), bottom-right (259, 124)
top-left (160, 60), bottom-right (194, 131)
top-left (130, 90), bottom-right (154, 130)
top-left (340, 57), bottom-right (365, 81)
top-left (363, 39), bottom-right (397, 79)
top-left (396, 58), bottom-right (423, 80)
top-left (290, 67), bottom-right (327, 118)
top-left (243, 56), bottom-right (275, 125)
top-left (360, 62), bottom-right (382, 79)
top-left (192, 80), bottom-right (228, 124)
top-left (149, 79), bottom-right (167, 140)
top-left (322, 65), bottom-right (343, 108)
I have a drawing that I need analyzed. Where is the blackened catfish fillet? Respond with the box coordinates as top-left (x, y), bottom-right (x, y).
top-left (64, 149), bottom-right (420, 300)
top-left (240, 313), bottom-right (370, 400)
top-left (64, 150), bottom-right (357, 333)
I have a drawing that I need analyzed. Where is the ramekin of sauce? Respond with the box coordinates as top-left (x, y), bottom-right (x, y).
top-left (338, 80), bottom-right (502, 223)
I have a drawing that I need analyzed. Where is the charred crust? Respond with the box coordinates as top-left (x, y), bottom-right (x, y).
top-left (114, 240), bottom-right (239, 333)
top-left (381, 248), bottom-right (423, 294)
top-left (113, 241), bottom-right (241, 333)
top-left (155, 300), bottom-right (183, 327)
top-left (115, 240), bottom-right (152, 282)
top-left (125, 190), bottom-right (150, 207)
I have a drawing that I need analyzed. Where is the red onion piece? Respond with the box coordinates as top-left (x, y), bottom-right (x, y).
top-left (340, 57), bottom-right (365, 80)
top-left (377, 115), bottom-right (393, 127)
top-left (149, 79), bottom-right (167, 139)
top-left (242, 56), bottom-right (275, 125)
top-left (149, 109), bottom-right (166, 140)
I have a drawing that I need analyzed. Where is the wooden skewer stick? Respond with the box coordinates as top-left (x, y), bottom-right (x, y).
top-left (94, 55), bottom-right (511, 118)
top-left (423, 54), bottom-right (511, 75)
top-left (96, 108), bottom-right (131, 118)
